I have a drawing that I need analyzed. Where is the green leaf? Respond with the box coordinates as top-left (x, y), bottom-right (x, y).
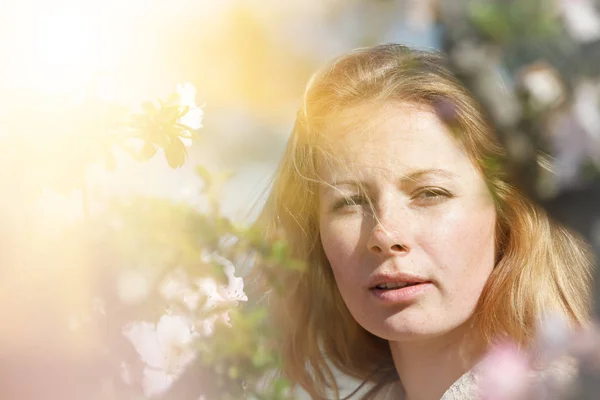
top-left (195, 165), bottom-right (213, 186)
top-left (164, 137), bottom-right (187, 168)
top-left (160, 104), bottom-right (183, 125)
top-left (139, 142), bottom-right (157, 162)
top-left (141, 101), bottom-right (158, 117)
top-left (164, 91), bottom-right (180, 106)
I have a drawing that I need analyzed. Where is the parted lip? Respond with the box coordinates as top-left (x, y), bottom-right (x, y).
top-left (367, 272), bottom-right (430, 290)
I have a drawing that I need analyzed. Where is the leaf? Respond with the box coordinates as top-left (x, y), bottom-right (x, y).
top-left (164, 91), bottom-right (180, 106)
top-left (141, 101), bottom-right (157, 117)
top-left (139, 142), bottom-right (157, 162)
top-left (195, 165), bottom-right (213, 186)
top-left (159, 104), bottom-right (182, 125)
top-left (164, 137), bottom-right (187, 168)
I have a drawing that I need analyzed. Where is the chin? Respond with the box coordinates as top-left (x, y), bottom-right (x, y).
top-left (379, 324), bottom-right (439, 342)
top-left (365, 312), bottom-right (455, 342)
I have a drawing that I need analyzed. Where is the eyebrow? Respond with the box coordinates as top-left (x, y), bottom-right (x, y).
top-left (325, 168), bottom-right (459, 188)
top-left (405, 168), bottom-right (459, 181)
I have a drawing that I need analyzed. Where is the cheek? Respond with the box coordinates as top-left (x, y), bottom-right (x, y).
top-left (319, 216), bottom-right (369, 293)
top-left (426, 205), bottom-right (496, 294)
top-left (319, 216), bottom-right (364, 266)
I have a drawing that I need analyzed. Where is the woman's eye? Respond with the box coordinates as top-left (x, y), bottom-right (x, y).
top-left (413, 188), bottom-right (451, 203)
top-left (332, 195), bottom-right (367, 211)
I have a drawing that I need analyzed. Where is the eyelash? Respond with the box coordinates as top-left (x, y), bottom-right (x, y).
top-left (332, 195), bottom-right (367, 211)
top-left (331, 188), bottom-right (452, 212)
top-left (413, 188), bottom-right (452, 203)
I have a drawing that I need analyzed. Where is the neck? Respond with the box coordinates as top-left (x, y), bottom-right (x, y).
top-left (389, 323), bottom-right (483, 400)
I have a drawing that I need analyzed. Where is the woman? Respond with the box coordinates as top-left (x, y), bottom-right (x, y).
top-left (256, 44), bottom-right (593, 399)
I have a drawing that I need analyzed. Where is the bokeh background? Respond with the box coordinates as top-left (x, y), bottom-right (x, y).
top-left (1, 0), bottom-right (600, 399)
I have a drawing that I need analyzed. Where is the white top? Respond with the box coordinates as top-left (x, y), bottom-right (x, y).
top-left (376, 369), bottom-right (478, 400)
top-left (376, 357), bottom-right (576, 400)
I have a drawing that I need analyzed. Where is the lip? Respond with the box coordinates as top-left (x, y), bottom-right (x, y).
top-left (367, 272), bottom-right (430, 290)
top-left (367, 272), bottom-right (433, 304)
top-left (370, 282), bottom-right (433, 303)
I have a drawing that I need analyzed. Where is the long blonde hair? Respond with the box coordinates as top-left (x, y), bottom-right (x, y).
top-left (256, 44), bottom-right (593, 399)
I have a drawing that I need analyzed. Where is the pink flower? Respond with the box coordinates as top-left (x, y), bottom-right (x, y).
top-left (122, 314), bottom-right (197, 398)
top-left (477, 342), bottom-right (531, 400)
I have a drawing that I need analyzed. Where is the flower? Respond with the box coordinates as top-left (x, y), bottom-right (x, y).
top-left (122, 314), bottom-right (197, 398)
top-left (196, 253), bottom-right (247, 335)
top-left (176, 82), bottom-right (203, 147)
top-left (548, 80), bottom-right (600, 189)
top-left (477, 342), bottom-right (531, 400)
top-left (520, 62), bottom-right (564, 109)
top-left (159, 269), bottom-right (202, 311)
top-left (558, 0), bottom-right (600, 43)
top-left (158, 254), bottom-right (247, 336)
top-left (200, 252), bottom-right (248, 304)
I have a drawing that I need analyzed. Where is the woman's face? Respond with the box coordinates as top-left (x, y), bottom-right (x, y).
top-left (318, 101), bottom-right (497, 342)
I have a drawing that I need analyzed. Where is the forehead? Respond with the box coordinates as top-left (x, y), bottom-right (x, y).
top-left (317, 101), bottom-right (473, 180)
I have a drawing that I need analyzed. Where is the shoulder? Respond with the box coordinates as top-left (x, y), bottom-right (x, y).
top-left (369, 357), bottom-right (577, 400)
top-left (372, 381), bottom-right (404, 400)
top-left (440, 369), bottom-right (479, 400)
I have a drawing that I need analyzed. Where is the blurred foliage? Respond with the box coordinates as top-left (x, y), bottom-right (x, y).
top-left (82, 190), bottom-right (300, 399)
top-left (439, 1), bottom-right (600, 396)
top-left (469, 0), bottom-right (560, 44)
top-left (0, 82), bottom-right (301, 399)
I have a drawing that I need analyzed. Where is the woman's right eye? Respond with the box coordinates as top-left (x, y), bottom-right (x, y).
top-left (332, 195), bottom-right (367, 211)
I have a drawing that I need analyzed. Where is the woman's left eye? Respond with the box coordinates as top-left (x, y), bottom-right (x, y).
top-left (412, 188), bottom-right (452, 203)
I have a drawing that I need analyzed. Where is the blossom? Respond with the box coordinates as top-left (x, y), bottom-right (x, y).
top-left (176, 82), bottom-right (203, 147)
top-left (159, 254), bottom-right (247, 336)
top-left (200, 251), bottom-right (248, 304)
top-left (520, 62), bottom-right (564, 109)
top-left (122, 314), bottom-right (197, 398)
top-left (558, 0), bottom-right (600, 43)
top-left (159, 269), bottom-right (202, 311)
top-left (197, 253), bottom-right (247, 335)
top-left (477, 342), bottom-right (531, 400)
top-left (549, 80), bottom-right (600, 189)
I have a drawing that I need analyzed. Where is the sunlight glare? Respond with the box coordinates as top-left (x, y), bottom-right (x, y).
top-left (13, 5), bottom-right (118, 95)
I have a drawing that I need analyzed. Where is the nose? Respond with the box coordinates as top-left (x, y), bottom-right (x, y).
top-left (367, 220), bottom-right (411, 257)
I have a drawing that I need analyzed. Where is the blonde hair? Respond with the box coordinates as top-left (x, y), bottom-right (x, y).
top-left (256, 44), bottom-right (593, 399)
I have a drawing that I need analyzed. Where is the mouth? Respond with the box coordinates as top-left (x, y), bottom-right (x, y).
top-left (372, 281), bottom-right (424, 290)
top-left (369, 279), bottom-right (433, 302)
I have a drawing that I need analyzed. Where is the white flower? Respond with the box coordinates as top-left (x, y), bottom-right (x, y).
top-left (548, 80), bottom-right (600, 189)
top-left (573, 81), bottom-right (600, 146)
top-left (159, 269), bottom-right (202, 311)
top-left (122, 314), bottom-right (197, 398)
top-left (176, 82), bottom-right (203, 147)
top-left (157, 254), bottom-right (247, 336)
top-left (197, 253), bottom-right (249, 335)
top-left (559, 0), bottom-right (600, 43)
top-left (192, 255), bottom-right (248, 335)
top-left (176, 82), bottom-right (198, 110)
top-left (521, 64), bottom-right (563, 109)
top-left (200, 252), bottom-right (248, 304)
